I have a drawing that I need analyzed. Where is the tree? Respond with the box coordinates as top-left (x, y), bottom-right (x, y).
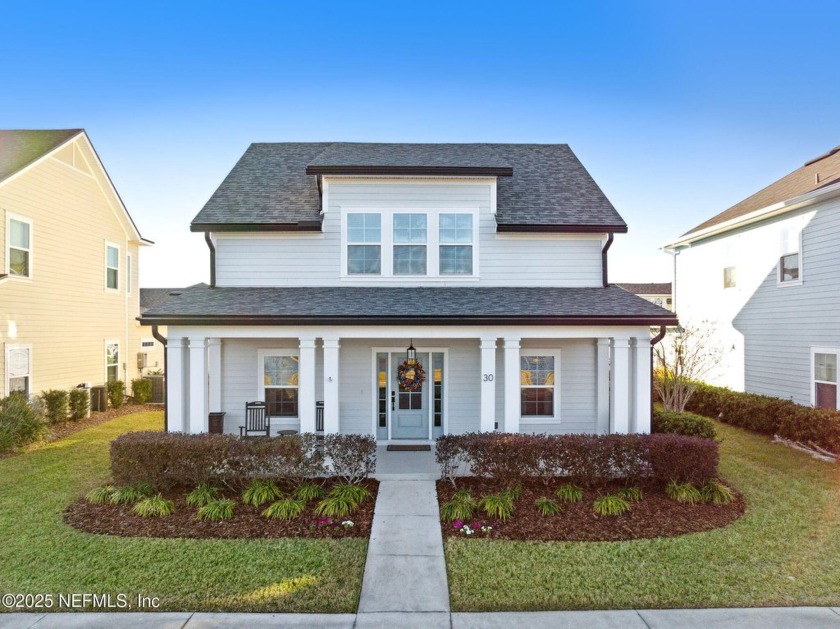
top-left (653, 323), bottom-right (723, 413)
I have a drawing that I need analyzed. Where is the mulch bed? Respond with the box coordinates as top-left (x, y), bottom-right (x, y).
top-left (65, 478), bottom-right (378, 540)
top-left (437, 478), bottom-right (745, 542)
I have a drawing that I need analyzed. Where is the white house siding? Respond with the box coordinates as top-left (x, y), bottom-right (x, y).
top-left (213, 178), bottom-right (604, 288)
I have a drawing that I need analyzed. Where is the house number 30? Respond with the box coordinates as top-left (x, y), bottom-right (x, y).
top-left (483, 374), bottom-right (494, 381)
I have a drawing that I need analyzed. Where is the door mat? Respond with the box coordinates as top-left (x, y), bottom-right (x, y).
top-left (386, 444), bottom-right (431, 452)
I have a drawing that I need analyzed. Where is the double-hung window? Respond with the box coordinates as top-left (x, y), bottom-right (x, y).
top-left (106, 244), bottom-right (120, 290)
top-left (778, 227), bottom-right (801, 284)
top-left (347, 213), bottom-right (381, 275)
top-left (813, 350), bottom-right (838, 410)
top-left (8, 216), bottom-right (32, 278)
top-left (723, 266), bottom-right (736, 288)
top-left (106, 342), bottom-right (120, 382)
top-left (439, 213), bottom-right (473, 274)
top-left (6, 345), bottom-right (31, 396)
top-left (520, 353), bottom-right (558, 418)
top-left (261, 352), bottom-right (299, 417)
top-left (393, 213), bottom-right (427, 275)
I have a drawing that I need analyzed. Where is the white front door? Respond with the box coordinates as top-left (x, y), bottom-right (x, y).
top-left (390, 352), bottom-right (429, 439)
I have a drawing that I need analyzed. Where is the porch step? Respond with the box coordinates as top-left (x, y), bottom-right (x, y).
top-left (373, 472), bottom-right (439, 481)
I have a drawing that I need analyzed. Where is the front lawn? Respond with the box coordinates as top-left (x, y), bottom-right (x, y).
top-left (0, 411), bottom-right (368, 612)
top-left (445, 421), bottom-right (840, 610)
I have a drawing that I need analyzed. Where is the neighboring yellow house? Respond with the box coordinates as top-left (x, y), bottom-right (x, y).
top-left (0, 129), bottom-right (154, 398)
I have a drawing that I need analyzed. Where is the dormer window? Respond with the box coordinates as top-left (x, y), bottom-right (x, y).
top-left (347, 213), bottom-right (381, 275)
top-left (393, 213), bottom-right (427, 275)
top-left (439, 214), bottom-right (473, 274)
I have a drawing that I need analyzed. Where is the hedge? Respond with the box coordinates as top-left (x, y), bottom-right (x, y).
top-left (0, 393), bottom-right (45, 453)
top-left (131, 378), bottom-right (152, 404)
top-left (679, 382), bottom-right (840, 454)
top-left (110, 431), bottom-right (376, 490)
top-left (435, 432), bottom-right (719, 487)
top-left (652, 407), bottom-right (717, 440)
top-left (40, 390), bottom-right (69, 424)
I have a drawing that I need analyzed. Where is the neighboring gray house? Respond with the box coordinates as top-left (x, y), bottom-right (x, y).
top-left (142, 143), bottom-right (676, 441)
top-left (617, 283), bottom-right (673, 311)
top-left (665, 145), bottom-right (840, 409)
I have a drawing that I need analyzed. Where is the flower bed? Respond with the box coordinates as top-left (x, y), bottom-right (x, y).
top-left (437, 478), bottom-right (743, 542)
top-left (65, 477), bottom-right (378, 539)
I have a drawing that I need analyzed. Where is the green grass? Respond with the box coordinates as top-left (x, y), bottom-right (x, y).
top-left (446, 421), bottom-right (840, 610)
top-left (0, 411), bottom-right (368, 612)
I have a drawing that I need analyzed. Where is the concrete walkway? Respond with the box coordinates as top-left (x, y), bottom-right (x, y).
top-left (3, 608), bottom-right (840, 628)
top-left (356, 479), bottom-right (449, 628)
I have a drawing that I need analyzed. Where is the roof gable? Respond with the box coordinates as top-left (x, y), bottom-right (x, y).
top-left (0, 129), bottom-right (83, 182)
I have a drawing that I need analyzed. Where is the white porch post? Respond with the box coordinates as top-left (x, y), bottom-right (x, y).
top-left (298, 336), bottom-right (317, 433)
top-left (207, 338), bottom-right (222, 413)
top-left (631, 337), bottom-right (652, 434)
top-left (480, 337), bottom-right (497, 432)
top-left (503, 337), bottom-right (521, 433)
top-left (610, 337), bottom-right (630, 434)
top-left (596, 338), bottom-right (611, 434)
top-left (187, 336), bottom-right (208, 434)
top-left (323, 337), bottom-right (340, 434)
top-left (166, 337), bottom-right (186, 432)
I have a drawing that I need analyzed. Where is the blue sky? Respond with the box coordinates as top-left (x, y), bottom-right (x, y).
top-left (2, 1), bottom-right (839, 286)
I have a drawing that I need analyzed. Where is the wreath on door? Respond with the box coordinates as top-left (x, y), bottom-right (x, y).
top-left (397, 359), bottom-right (426, 392)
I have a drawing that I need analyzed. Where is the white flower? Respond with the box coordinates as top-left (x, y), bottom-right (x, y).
top-left (341, 520), bottom-right (354, 527)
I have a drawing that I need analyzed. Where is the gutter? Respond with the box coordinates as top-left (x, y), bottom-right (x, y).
top-left (151, 325), bottom-right (168, 432)
top-left (601, 233), bottom-right (614, 287)
top-left (204, 232), bottom-right (216, 288)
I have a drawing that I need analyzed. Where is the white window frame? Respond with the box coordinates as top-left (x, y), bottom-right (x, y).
top-left (345, 212), bottom-right (382, 276)
top-left (519, 349), bottom-right (561, 422)
top-left (811, 347), bottom-right (839, 410)
top-left (340, 207), bottom-right (479, 281)
top-left (438, 212), bottom-right (475, 276)
top-left (723, 266), bottom-right (736, 289)
top-left (105, 242), bottom-right (120, 291)
top-left (777, 229), bottom-right (803, 287)
top-left (126, 253), bottom-right (132, 294)
top-left (257, 349), bottom-right (300, 420)
top-left (5, 343), bottom-right (32, 397)
top-left (105, 340), bottom-right (120, 383)
top-left (6, 212), bottom-right (33, 280)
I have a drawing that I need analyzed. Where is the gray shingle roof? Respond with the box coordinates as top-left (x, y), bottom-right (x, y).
top-left (0, 129), bottom-right (83, 182)
top-left (140, 284), bottom-right (675, 326)
top-left (191, 143), bottom-right (626, 232)
top-left (617, 283), bottom-right (672, 295)
top-left (140, 288), bottom-right (183, 312)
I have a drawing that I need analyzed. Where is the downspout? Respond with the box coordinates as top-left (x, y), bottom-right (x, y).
top-left (601, 233), bottom-right (614, 287)
top-left (152, 325), bottom-right (168, 431)
top-left (204, 232), bottom-right (216, 288)
top-left (650, 324), bottom-right (668, 425)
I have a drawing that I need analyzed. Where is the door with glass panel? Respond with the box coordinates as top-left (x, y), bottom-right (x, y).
top-left (376, 351), bottom-right (444, 440)
top-left (390, 352), bottom-right (429, 439)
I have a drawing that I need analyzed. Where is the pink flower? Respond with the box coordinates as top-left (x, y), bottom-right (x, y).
top-left (453, 520), bottom-right (464, 529)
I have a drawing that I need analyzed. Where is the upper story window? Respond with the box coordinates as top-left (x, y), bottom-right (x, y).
top-left (8, 215), bottom-right (32, 278)
top-left (347, 213), bottom-right (381, 275)
top-left (343, 209), bottom-right (477, 279)
top-left (723, 266), bottom-right (736, 288)
top-left (778, 227), bottom-right (801, 285)
top-left (106, 243), bottom-right (120, 290)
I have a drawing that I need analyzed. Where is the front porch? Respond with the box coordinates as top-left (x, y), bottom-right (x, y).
top-left (164, 325), bottom-right (654, 441)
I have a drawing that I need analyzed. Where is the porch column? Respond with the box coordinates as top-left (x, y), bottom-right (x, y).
top-left (610, 337), bottom-right (630, 434)
top-left (298, 336), bottom-right (317, 433)
top-left (207, 338), bottom-right (222, 413)
top-left (166, 337), bottom-right (186, 432)
top-left (322, 337), bottom-right (340, 434)
top-left (596, 338), bottom-right (610, 434)
top-left (503, 337), bottom-right (521, 433)
top-left (480, 337), bottom-right (497, 432)
top-left (188, 336), bottom-right (208, 434)
top-left (631, 337), bottom-right (652, 434)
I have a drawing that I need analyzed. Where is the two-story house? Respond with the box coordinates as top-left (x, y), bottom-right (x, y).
top-left (617, 283), bottom-right (673, 311)
top-left (664, 145), bottom-right (840, 409)
top-left (141, 143), bottom-right (676, 440)
top-left (1, 129), bottom-right (153, 398)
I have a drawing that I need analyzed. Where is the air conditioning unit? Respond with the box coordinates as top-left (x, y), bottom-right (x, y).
top-left (137, 352), bottom-right (148, 370)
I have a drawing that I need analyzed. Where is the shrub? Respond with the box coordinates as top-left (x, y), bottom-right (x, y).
top-left (242, 479), bottom-right (282, 506)
top-left (186, 484), bottom-right (221, 507)
top-left (535, 497), bottom-right (561, 516)
top-left (653, 407), bottom-right (717, 440)
top-left (69, 388), bottom-right (90, 420)
top-left (294, 483), bottom-right (326, 502)
top-left (106, 380), bottom-right (125, 409)
top-left (329, 483), bottom-right (371, 507)
top-left (0, 392), bottom-right (45, 453)
top-left (435, 434), bottom-right (467, 486)
top-left (262, 498), bottom-right (306, 520)
top-left (440, 499), bottom-right (476, 522)
top-left (646, 434), bottom-right (719, 485)
top-left (700, 480), bottom-right (735, 505)
top-left (315, 495), bottom-right (356, 518)
top-left (555, 483), bottom-right (583, 503)
top-left (133, 494), bottom-right (174, 517)
top-left (41, 390), bottom-right (68, 423)
top-left (593, 495), bottom-right (631, 516)
top-left (616, 487), bottom-right (643, 502)
top-left (480, 493), bottom-right (515, 521)
top-left (666, 480), bottom-right (702, 505)
top-left (323, 434), bottom-right (377, 484)
top-left (131, 379), bottom-right (153, 404)
top-left (197, 498), bottom-right (236, 521)
top-left (86, 485), bottom-right (117, 504)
